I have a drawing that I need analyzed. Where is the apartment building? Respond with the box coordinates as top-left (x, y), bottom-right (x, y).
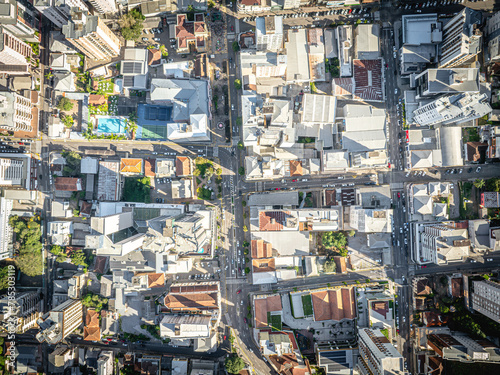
top-left (88, 0), bottom-right (117, 13)
top-left (0, 290), bottom-right (43, 333)
top-left (256, 16), bottom-right (284, 52)
top-left (0, 91), bottom-right (33, 132)
top-left (0, 27), bottom-right (32, 66)
top-left (62, 8), bottom-right (121, 61)
top-left (357, 328), bottom-right (406, 375)
top-left (36, 299), bottom-right (83, 344)
top-left (0, 197), bottom-right (13, 260)
top-left (439, 8), bottom-right (482, 68)
top-left (471, 280), bottom-right (500, 323)
top-left (413, 222), bottom-right (470, 265)
top-left (413, 68), bottom-right (479, 99)
top-left (412, 92), bottom-right (492, 126)
top-left (427, 332), bottom-right (500, 363)
top-left (0, 0), bottom-right (40, 43)
top-left (97, 351), bottom-right (114, 375)
top-left (486, 11), bottom-right (500, 62)
top-left (34, 0), bottom-right (88, 28)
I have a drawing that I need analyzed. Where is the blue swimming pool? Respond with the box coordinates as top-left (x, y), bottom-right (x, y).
top-left (96, 116), bottom-right (126, 134)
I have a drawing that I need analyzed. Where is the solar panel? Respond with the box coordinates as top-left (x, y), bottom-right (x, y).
top-left (122, 61), bottom-right (142, 74)
top-left (123, 76), bottom-right (134, 87)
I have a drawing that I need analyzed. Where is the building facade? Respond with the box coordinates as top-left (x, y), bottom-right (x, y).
top-left (0, 290), bottom-right (43, 333)
top-left (36, 299), bottom-right (83, 344)
top-left (0, 92), bottom-right (33, 132)
top-left (357, 328), bottom-right (406, 375)
top-left (34, 0), bottom-right (88, 28)
top-left (0, 197), bottom-right (13, 260)
top-left (62, 8), bottom-right (121, 61)
top-left (0, 27), bottom-right (32, 66)
top-left (472, 280), bottom-right (500, 323)
top-left (256, 16), bottom-right (284, 52)
top-left (439, 8), bottom-right (482, 68)
top-left (88, 0), bottom-right (117, 14)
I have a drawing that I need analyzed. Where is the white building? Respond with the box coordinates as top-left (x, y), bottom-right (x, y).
top-left (0, 92), bottom-right (33, 132)
top-left (471, 280), bottom-right (500, 323)
top-left (97, 351), bottom-right (114, 375)
top-left (413, 222), bottom-right (470, 265)
top-left (439, 8), bottom-right (482, 68)
top-left (0, 157), bottom-right (24, 186)
top-left (256, 16), bottom-right (283, 52)
top-left (486, 11), bottom-right (500, 62)
top-left (88, 0), bottom-right (116, 14)
top-left (160, 315), bottom-right (211, 340)
top-left (36, 299), bottom-right (83, 344)
top-left (413, 93), bottom-right (491, 126)
top-left (357, 328), bottom-right (405, 375)
top-left (34, 0), bottom-right (88, 29)
top-left (0, 27), bottom-right (32, 66)
top-left (0, 197), bottom-right (13, 260)
top-left (336, 25), bottom-right (353, 77)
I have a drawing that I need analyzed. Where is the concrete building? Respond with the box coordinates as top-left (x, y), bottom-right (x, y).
top-left (0, 153), bottom-right (36, 190)
top-left (400, 14), bottom-right (442, 75)
top-left (471, 280), bottom-right (500, 323)
top-left (486, 11), bottom-right (500, 62)
top-left (88, 0), bottom-right (117, 13)
top-left (336, 25), bottom-right (353, 77)
top-left (0, 290), bottom-right (42, 333)
top-left (427, 332), bottom-right (500, 363)
top-left (62, 8), bottom-right (121, 61)
top-left (413, 92), bottom-right (491, 126)
top-left (256, 16), bottom-right (283, 52)
top-left (357, 328), bottom-right (405, 375)
top-left (34, 0), bottom-right (88, 28)
top-left (0, 91), bottom-right (33, 132)
top-left (36, 299), bottom-right (83, 344)
top-left (97, 351), bottom-right (114, 375)
top-left (439, 8), bottom-right (482, 68)
top-left (413, 222), bottom-right (470, 265)
top-left (0, 0), bottom-right (39, 43)
top-left (0, 27), bottom-right (32, 66)
top-left (0, 158), bottom-right (25, 186)
top-left (0, 197), bottom-right (13, 260)
top-left (413, 68), bottom-right (480, 99)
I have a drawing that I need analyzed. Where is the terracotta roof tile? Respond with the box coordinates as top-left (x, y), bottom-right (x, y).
top-left (86, 309), bottom-right (100, 327)
top-left (252, 258), bottom-right (276, 273)
top-left (164, 292), bottom-right (218, 311)
top-left (353, 59), bottom-right (383, 101)
top-left (176, 156), bottom-right (191, 176)
top-left (84, 325), bottom-right (101, 341)
top-left (89, 94), bottom-right (107, 106)
top-left (93, 256), bottom-right (108, 274)
top-left (54, 177), bottom-right (82, 191)
top-left (259, 211), bottom-right (289, 231)
top-left (148, 273), bottom-right (165, 288)
top-left (251, 239), bottom-right (273, 258)
top-left (120, 158), bottom-right (143, 174)
top-left (289, 160), bottom-right (303, 176)
top-left (311, 288), bottom-right (355, 321)
top-left (254, 295), bottom-right (282, 328)
top-left (451, 277), bottom-right (463, 298)
top-left (144, 158), bottom-right (155, 177)
top-left (148, 49), bottom-right (162, 66)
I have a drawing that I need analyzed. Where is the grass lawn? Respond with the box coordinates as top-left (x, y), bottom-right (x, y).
top-left (267, 313), bottom-right (282, 332)
top-left (302, 294), bottom-right (313, 316)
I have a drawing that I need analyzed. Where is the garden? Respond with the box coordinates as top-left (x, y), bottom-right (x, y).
top-left (122, 177), bottom-right (152, 203)
top-left (302, 294), bottom-right (314, 316)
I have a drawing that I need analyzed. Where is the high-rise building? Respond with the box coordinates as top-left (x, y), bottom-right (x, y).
top-left (413, 68), bottom-right (479, 99)
top-left (471, 280), bottom-right (500, 323)
top-left (36, 299), bottom-right (83, 344)
top-left (34, 0), bottom-right (88, 28)
top-left (0, 91), bottom-right (33, 132)
top-left (97, 351), bottom-right (114, 375)
top-left (0, 0), bottom-right (40, 43)
top-left (256, 16), bottom-right (283, 52)
top-left (439, 8), bottom-right (482, 68)
top-left (0, 290), bottom-right (43, 333)
top-left (357, 328), bottom-right (406, 375)
top-left (486, 11), bottom-right (500, 62)
top-left (62, 8), bottom-right (121, 61)
top-left (0, 197), bottom-right (13, 260)
top-left (0, 27), bottom-right (32, 66)
top-left (412, 92), bottom-right (492, 126)
top-left (88, 0), bottom-right (117, 14)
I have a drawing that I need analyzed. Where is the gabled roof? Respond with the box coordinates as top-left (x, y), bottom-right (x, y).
top-left (148, 49), bottom-right (162, 66)
top-left (176, 156), bottom-right (191, 176)
top-left (251, 239), bottom-right (273, 258)
top-left (289, 160), bottom-right (303, 176)
top-left (83, 325), bottom-right (101, 341)
top-left (259, 211), bottom-right (289, 231)
top-left (119, 158), bottom-right (143, 174)
top-left (54, 177), bottom-right (82, 191)
top-left (144, 158), bottom-right (155, 177)
top-left (254, 295), bottom-right (282, 328)
top-left (89, 94), bottom-right (106, 106)
top-left (86, 309), bottom-right (100, 327)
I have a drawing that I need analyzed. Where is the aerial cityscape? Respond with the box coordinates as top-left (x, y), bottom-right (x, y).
top-left (1, 0), bottom-right (500, 374)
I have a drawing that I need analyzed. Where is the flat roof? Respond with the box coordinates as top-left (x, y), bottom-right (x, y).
top-left (248, 192), bottom-right (299, 206)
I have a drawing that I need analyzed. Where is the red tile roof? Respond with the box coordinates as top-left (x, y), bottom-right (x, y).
top-left (259, 211), bottom-right (288, 231)
top-left (86, 309), bottom-right (100, 327)
top-left (451, 277), bottom-right (463, 298)
top-left (353, 59), bottom-right (383, 101)
top-left (176, 14), bottom-right (207, 51)
top-left (176, 156), bottom-right (191, 176)
top-left (144, 158), bottom-right (155, 177)
top-left (241, 0), bottom-right (261, 4)
top-left (289, 160), bottom-right (303, 177)
top-left (333, 77), bottom-right (355, 97)
top-left (84, 326), bottom-right (101, 341)
top-left (252, 258), bottom-right (276, 273)
top-left (89, 94), bottom-right (107, 106)
top-left (93, 256), bottom-right (108, 274)
top-left (148, 49), bottom-right (162, 66)
top-left (254, 295), bottom-right (282, 328)
top-left (54, 177), bottom-right (82, 191)
top-left (148, 273), bottom-right (165, 288)
top-left (311, 288), bottom-right (355, 321)
top-left (251, 239), bottom-right (273, 258)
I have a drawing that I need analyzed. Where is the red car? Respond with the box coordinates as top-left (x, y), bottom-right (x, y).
top-left (397, 192), bottom-right (401, 198)
top-left (421, 265), bottom-right (427, 269)
top-left (244, 318), bottom-right (248, 324)
top-left (223, 335), bottom-right (227, 340)
top-left (237, 289), bottom-right (242, 294)
top-left (275, 188), bottom-right (281, 190)
top-left (231, 25), bottom-right (234, 32)
top-left (18, 142), bottom-right (24, 145)
top-left (388, 162), bottom-right (391, 169)
top-left (292, 179), bottom-right (297, 182)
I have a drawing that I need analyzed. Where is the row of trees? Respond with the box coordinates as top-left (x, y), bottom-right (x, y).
top-left (321, 231), bottom-right (353, 257)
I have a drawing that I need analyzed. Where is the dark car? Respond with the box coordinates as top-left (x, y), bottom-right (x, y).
top-left (468, 167), bottom-right (473, 173)
top-left (399, 146), bottom-right (403, 153)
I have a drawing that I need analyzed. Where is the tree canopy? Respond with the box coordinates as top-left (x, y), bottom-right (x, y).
top-left (119, 9), bottom-right (145, 40)
top-left (9, 216), bottom-right (43, 277)
top-left (234, 79), bottom-right (242, 90)
top-left (323, 258), bottom-right (336, 273)
top-left (122, 177), bottom-right (151, 203)
top-left (321, 231), bottom-right (348, 256)
top-left (0, 267), bottom-right (10, 292)
top-left (225, 356), bottom-right (245, 374)
top-left (57, 97), bottom-right (74, 111)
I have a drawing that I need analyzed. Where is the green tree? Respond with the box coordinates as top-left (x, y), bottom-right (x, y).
top-left (234, 79), bottom-right (242, 90)
top-left (237, 141), bottom-right (244, 150)
top-left (225, 356), bottom-right (245, 374)
top-left (45, 72), bottom-right (53, 80)
top-left (348, 230), bottom-right (356, 237)
top-left (70, 248), bottom-right (87, 267)
top-left (159, 45), bottom-right (168, 57)
top-left (238, 166), bottom-right (245, 176)
top-left (57, 97), bottom-right (74, 111)
top-left (61, 150), bottom-right (82, 177)
top-left (323, 258), bottom-right (336, 273)
top-left (216, 167), bottom-right (222, 176)
top-left (62, 114), bottom-right (74, 128)
top-left (244, 267), bottom-right (250, 274)
top-left (122, 177), bottom-right (151, 203)
top-left (473, 179), bottom-right (485, 189)
top-left (232, 41), bottom-right (240, 52)
top-left (119, 9), bottom-right (145, 40)
top-left (322, 231), bottom-right (347, 250)
top-left (0, 267), bottom-right (10, 292)
top-left (17, 252), bottom-right (43, 277)
top-left (243, 225), bottom-right (248, 232)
